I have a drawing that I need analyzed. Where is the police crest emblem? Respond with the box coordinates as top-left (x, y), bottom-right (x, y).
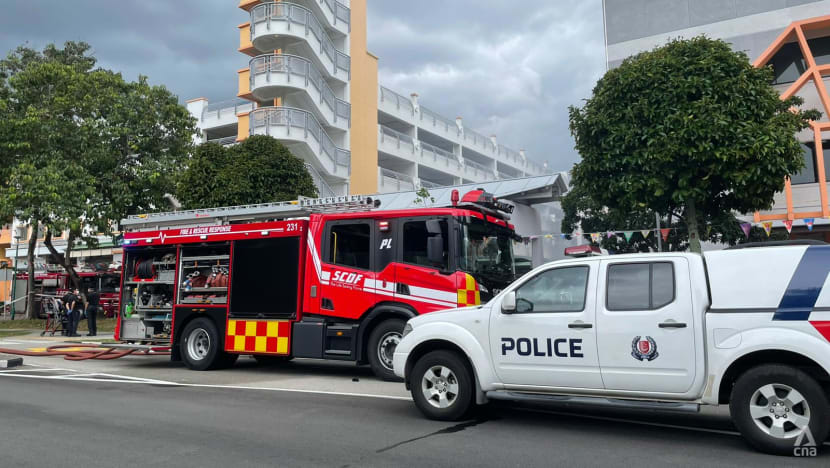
top-left (631, 336), bottom-right (659, 361)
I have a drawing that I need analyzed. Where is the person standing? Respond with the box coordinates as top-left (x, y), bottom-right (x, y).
top-left (61, 289), bottom-right (76, 336)
top-left (86, 287), bottom-right (99, 337)
top-left (71, 288), bottom-right (84, 337)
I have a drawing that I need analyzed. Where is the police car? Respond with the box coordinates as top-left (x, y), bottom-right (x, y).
top-left (393, 241), bottom-right (830, 455)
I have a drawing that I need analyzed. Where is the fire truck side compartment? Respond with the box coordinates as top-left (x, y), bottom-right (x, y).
top-left (229, 237), bottom-right (300, 319)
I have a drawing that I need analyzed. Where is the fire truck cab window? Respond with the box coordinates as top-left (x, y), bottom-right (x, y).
top-left (402, 219), bottom-right (449, 270)
top-left (327, 223), bottom-right (371, 270)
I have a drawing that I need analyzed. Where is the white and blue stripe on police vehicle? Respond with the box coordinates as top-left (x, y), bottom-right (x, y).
top-left (393, 242), bottom-right (830, 456)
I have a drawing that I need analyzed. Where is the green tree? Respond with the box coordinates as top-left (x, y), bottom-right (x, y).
top-left (0, 42), bottom-right (195, 315)
top-left (568, 36), bottom-right (820, 253)
top-left (176, 135), bottom-right (318, 209)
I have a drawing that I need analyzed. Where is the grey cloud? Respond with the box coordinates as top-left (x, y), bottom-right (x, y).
top-left (0, 0), bottom-right (606, 170)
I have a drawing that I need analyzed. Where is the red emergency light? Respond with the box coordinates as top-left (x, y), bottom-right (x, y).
top-left (564, 245), bottom-right (606, 258)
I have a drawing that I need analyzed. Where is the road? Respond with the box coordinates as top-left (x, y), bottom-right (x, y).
top-left (0, 348), bottom-right (827, 467)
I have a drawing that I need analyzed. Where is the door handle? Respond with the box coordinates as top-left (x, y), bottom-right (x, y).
top-left (658, 321), bottom-right (687, 329)
top-left (568, 321), bottom-right (593, 329)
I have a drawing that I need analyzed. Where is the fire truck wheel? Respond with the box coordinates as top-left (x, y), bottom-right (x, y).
top-left (410, 350), bottom-right (474, 421)
top-left (368, 318), bottom-right (406, 381)
top-left (730, 364), bottom-right (829, 455)
top-left (181, 318), bottom-right (235, 371)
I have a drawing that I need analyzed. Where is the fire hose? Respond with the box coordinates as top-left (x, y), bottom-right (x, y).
top-left (0, 344), bottom-right (170, 361)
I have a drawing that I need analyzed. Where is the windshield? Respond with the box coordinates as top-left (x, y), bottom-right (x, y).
top-left (457, 217), bottom-right (516, 297)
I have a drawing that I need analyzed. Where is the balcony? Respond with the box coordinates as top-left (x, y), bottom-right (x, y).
top-left (463, 129), bottom-right (495, 158)
top-left (419, 106), bottom-right (460, 143)
top-left (378, 125), bottom-right (416, 160)
top-left (201, 99), bottom-right (254, 129)
top-left (250, 2), bottom-right (350, 82)
top-left (249, 106), bottom-right (350, 178)
top-left (305, 162), bottom-right (337, 197)
top-left (378, 167), bottom-right (415, 193)
top-left (206, 136), bottom-right (238, 146)
top-left (463, 159), bottom-right (495, 181)
top-left (378, 86), bottom-right (415, 124)
top-left (249, 54), bottom-right (349, 130)
top-left (305, 0), bottom-right (350, 36)
top-left (419, 141), bottom-right (463, 177)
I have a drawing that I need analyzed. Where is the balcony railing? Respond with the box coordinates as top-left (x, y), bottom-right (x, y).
top-left (379, 167), bottom-right (415, 191)
top-left (379, 125), bottom-right (415, 154)
top-left (379, 86), bottom-right (415, 116)
top-left (463, 129), bottom-right (492, 154)
top-left (251, 2), bottom-right (350, 77)
top-left (464, 158), bottom-right (493, 175)
top-left (420, 106), bottom-right (459, 136)
top-left (250, 106), bottom-right (349, 175)
top-left (202, 99), bottom-right (254, 121)
top-left (250, 54), bottom-right (350, 127)
top-left (318, 0), bottom-right (350, 28)
top-left (418, 179), bottom-right (442, 189)
top-left (420, 141), bottom-right (460, 169)
top-left (497, 144), bottom-right (522, 165)
top-left (304, 162), bottom-right (336, 197)
top-left (205, 136), bottom-right (238, 146)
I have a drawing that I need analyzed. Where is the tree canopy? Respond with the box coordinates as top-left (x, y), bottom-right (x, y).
top-left (176, 135), bottom-right (318, 209)
top-left (0, 41), bottom-right (196, 312)
top-left (568, 36), bottom-right (820, 252)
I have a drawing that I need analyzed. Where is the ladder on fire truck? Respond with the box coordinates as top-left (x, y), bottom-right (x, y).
top-left (120, 195), bottom-right (380, 232)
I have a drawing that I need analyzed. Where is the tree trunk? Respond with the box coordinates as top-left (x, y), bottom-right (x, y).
top-left (25, 221), bottom-right (38, 319)
top-left (43, 229), bottom-right (85, 304)
top-left (686, 199), bottom-right (702, 254)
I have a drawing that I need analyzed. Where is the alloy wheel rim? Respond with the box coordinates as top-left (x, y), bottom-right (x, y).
top-left (421, 365), bottom-right (459, 409)
top-left (749, 383), bottom-right (811, 439)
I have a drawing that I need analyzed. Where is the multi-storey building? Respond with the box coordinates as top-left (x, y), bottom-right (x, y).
top-left (603, 0), bottom-right (830, 240)
top-left (187, 0), bottom-right (547, 197)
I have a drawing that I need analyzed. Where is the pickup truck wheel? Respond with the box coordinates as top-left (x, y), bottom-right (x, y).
top-left (368, 318), bottom-right (405, 381)
top-left (181, 318), bottom-right (236, 371)
top-left (730, 364), bottom-right (829, 455)
top-left (410, 350), bottom-right (474, 421)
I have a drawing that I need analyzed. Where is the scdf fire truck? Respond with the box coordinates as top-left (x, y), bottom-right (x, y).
top-left (115, 191), bottom-right (519, 379)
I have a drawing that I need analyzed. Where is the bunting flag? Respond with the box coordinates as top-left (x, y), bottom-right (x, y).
top-left (660, 228), bottom-right (671, 242)
top-left (783, 220), bottom-right (793, 233)
top-left (590, 233), bottom-right (601, 243)
top-left (623, 231), bottom-right (634, 242)
top-left (560, 233), bottom-right (568, 239)
top-left (740, 223), bottom-right (752, 239)
top-left (805, 218), bottom-right (814, 231)
top-left (606, 231), bottom-right (615, 239)
top-left (640, 230), bottom-right (651, 239)
top-left (762, 221), bottom-right (773, 237)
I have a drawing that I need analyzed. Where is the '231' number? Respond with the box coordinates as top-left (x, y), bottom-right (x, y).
top-left (286, 222), bottom-right (299, 232)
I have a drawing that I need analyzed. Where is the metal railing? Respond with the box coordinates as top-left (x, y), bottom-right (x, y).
top-left (304, 162), bottom-right (336, 197)
top-left (250, 2), bottom-right (350, 77)
top-left (379, 125), bottom-right (415, 154)
top-left (464, 158), bottom-right (493, 176)
top-left (379, 86), bottom-right (414, 116)
top-left (463, 129), bottom-right (492, 154)
top-left (498, 171), bottom-right (519, 180)
top-left (420, 106), bottom-right (459, 136)
top-left (250, 106), bottom-right (349, 176)
top-left (202, 99), bottom-right (254, 121)
top-left (418, 179), bottom-right (442, 189)
top-left (497, 144), bottom-right (522, 165)
top-left (318, 0), bottom-right (350, 28)
top-left (250, 54), bottom-right (350, 127)
top-left (205, 136), bottom-right (238, 146)
top-left (379, 167), bottom-right (415, 191)
top-left (420, 141), bottom-right (460, 169)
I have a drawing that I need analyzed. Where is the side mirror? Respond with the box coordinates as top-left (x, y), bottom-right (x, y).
top-left (501, 291), bottom-right (516, 314)
top-left (427, 237), bottom-right (445, 265)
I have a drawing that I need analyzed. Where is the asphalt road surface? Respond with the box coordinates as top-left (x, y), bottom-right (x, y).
top-left (1, 359), bottom-right (828, 467)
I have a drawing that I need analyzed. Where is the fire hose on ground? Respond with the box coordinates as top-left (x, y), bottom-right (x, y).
top-left (0, 344), bottom-right (170, 361)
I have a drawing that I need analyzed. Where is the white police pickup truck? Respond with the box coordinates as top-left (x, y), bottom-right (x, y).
top-left (393, 242), bottom-right (830, 455)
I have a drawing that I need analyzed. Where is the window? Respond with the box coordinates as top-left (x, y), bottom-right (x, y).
top-left (327, 223), bottom-right (370, 270)
top-left (791, 141), bottom-right (830, 185)
top-left (607, 262), bottom-right (675, 311)
top-left (514, 266), bottom-right (589, 313)
top-left (402, 218), bottom-right (449, 270)
top-left (770, 42), bottom-right (807, 85)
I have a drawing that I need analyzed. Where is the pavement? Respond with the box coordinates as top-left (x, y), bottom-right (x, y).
top-left (0, 334), bottom-right (828, 466)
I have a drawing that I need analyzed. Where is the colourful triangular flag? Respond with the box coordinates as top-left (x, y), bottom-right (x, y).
top-left (640, 230), bottom-right (651, 239)
top-left (805, 218), bottom-right (814, 231)
top-left (590, 233), bottom-right (601, 243)
top-left (762, 221), bottom-right (773, 237)
top-left (740, 223), bottom-right (751, 239)
top-left (623, 231), bottom-right (634, 242)
top-left (783, 220), bottom-right (793, 233)
top-left (660, 228), bottom-right (671, 242)
top-left (606, 231), bottom-right (615, 239)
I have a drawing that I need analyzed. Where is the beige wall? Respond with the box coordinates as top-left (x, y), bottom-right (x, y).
top-left (348, 0), bottom-right (379, 195)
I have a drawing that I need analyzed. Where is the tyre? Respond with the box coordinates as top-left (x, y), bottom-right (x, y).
top-left (729, 364), bottom-right (829, 455)
top-left (410, 350), bottom-right (475, 421)
top-left (180, 318), bottom-right (236, 371)
top-left (368, 318), bottom-right (405, 381)
top-left (253, 355), bottom-right (293, 365)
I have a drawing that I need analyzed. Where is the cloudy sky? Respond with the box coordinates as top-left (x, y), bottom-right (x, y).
top-left (0, 1), bottom-right (607, 170)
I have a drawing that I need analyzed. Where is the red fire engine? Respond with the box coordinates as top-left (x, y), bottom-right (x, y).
top-left (116, 191), bottom-right (518, 379)
top-left (17, 270), bottom-right (121, 318)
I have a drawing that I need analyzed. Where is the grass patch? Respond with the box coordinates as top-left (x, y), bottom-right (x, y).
top-left (0, 329), bottom-right (32, 338)
top-left (0, 317), bottom-right (117, 332)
